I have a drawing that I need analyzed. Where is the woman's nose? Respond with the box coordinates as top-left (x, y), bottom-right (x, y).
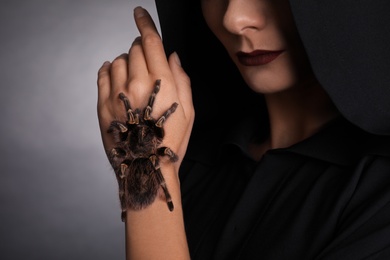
top-left (223, 0), bottom-right (267, 35)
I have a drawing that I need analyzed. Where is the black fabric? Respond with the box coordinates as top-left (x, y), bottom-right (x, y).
top-left (288, 0), bottom-right (390, 135)
top-left (180, 118), bottom-right (390, 259)
top-left (153, 0), bottom-right (390, 259)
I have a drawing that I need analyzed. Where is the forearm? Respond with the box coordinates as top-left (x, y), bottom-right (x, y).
top-left (125, 165), bottom-right (190, 260)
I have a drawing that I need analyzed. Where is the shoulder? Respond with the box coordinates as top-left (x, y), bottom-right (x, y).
top-left (364, 133), bottom-right (390, 158)
top-left (313, 134), bottom-right (390, 259)
top-left (347, 133), bottom-right (390, 204)
top-left (354, 133), bottom-right (390, 181)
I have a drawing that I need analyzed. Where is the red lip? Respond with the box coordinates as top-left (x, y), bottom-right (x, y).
top-left (237, 50), bottom-right (284, 66)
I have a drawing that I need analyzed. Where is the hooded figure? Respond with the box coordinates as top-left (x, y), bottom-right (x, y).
top-left (153, 0), bottom-right (390, 259)
top-left (156, 0), bottom-right (390, 136)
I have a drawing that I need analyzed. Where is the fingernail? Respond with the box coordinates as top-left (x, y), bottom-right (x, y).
top-left (173, 52), bottom-right (181, 66)
top-left (103, 61), bottom-right (111, 66)
top-left (134, 6), bottom-right (145, 18)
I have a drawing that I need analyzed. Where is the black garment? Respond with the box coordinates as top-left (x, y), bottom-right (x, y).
top-left (179, 117), bottom-right (390, 259)
top-left (154, 0), bottom-right (390, 258)
top-left (289, 0), bottom-right (390, 135)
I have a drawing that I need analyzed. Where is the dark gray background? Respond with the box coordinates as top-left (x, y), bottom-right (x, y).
top-left (0, 1), bottom-right (160, 259)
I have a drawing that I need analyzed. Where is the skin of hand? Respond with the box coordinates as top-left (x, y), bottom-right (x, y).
top-left (96, 6), bottom-right (193, 260)
top-left (97, 7), bottom-right (194, 174)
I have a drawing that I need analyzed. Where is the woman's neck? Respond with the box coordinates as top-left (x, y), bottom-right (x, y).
top-left (249, 79), bottom-right (340, 160)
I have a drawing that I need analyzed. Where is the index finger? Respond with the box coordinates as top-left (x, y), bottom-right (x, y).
top-left (133, 6), bottom-right (170, 76)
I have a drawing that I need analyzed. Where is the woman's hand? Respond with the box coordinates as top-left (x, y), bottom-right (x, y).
top-left (96, 6), bottom-right (192, 259)
top-left (97, 7), bottom-right (194, 173)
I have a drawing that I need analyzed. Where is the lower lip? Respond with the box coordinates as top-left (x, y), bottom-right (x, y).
top-left (237, 51), bottom-right (284, 66)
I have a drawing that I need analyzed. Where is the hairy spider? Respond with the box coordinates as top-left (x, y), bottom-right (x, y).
top-left (107, 79), bottom-right (179, 221)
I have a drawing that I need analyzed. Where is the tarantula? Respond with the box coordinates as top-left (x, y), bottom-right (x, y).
top-left (107, 79), bottom-right (179, 221)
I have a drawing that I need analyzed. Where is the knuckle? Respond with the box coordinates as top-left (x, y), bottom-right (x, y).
top-left (97, 77), bottom-right (105, 87)
top-left (111, 57), bottom-right (126, 70)
top-left (97, 71), bottom-right (109, 86)
top-left (142, 33), bottom-right (162, 47)
top-left (97, 65), bottom-right (108, 77)
top-left (127, 77), bottom-right (143, 89)
top-left (128, 79), bottom-right (149, 97)
top-left (129, 37), bottom-right (142, 49)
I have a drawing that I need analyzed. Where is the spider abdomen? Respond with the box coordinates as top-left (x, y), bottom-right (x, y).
top-left (125, 158), bottom-right (160, 210)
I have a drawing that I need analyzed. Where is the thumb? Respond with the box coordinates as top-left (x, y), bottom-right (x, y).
top-left (168, 52), bottom-right (193, 111)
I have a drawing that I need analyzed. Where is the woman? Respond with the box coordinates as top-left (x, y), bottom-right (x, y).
top-left (97, 0), bottom-right (390, 259)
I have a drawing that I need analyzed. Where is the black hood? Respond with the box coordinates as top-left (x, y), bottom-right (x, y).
top-left (155, 0), bottom-right (390, 136)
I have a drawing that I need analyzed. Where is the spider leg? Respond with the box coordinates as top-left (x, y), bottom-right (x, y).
top-left (155, 102), bottom-right (179, 127)
top-left (157, 147), bottom-right (179, 162)
top-left (119, 163), bottom-right (129, 222)
top-left (120, 187), bottom-right (127, 222)
top-left (109, 121), bottom-right (128, 133)
top-left (144, 79), bottom-right (161, 120)
top-left (119, 93), bottom-right (138, 124)
top-left (149, 155), bottom-right (174, 211)
top-left (120, 174), bottom-right (129, 222)
top-left (107, 121), bottom-right (129, 144)
top-left (108, 148), bottom-right (126, 167)
top-left (109, 148), bottom-right (119, 157)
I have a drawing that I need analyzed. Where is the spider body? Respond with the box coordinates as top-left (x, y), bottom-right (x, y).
top-left (107, 79), bottom-right (178, 221)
